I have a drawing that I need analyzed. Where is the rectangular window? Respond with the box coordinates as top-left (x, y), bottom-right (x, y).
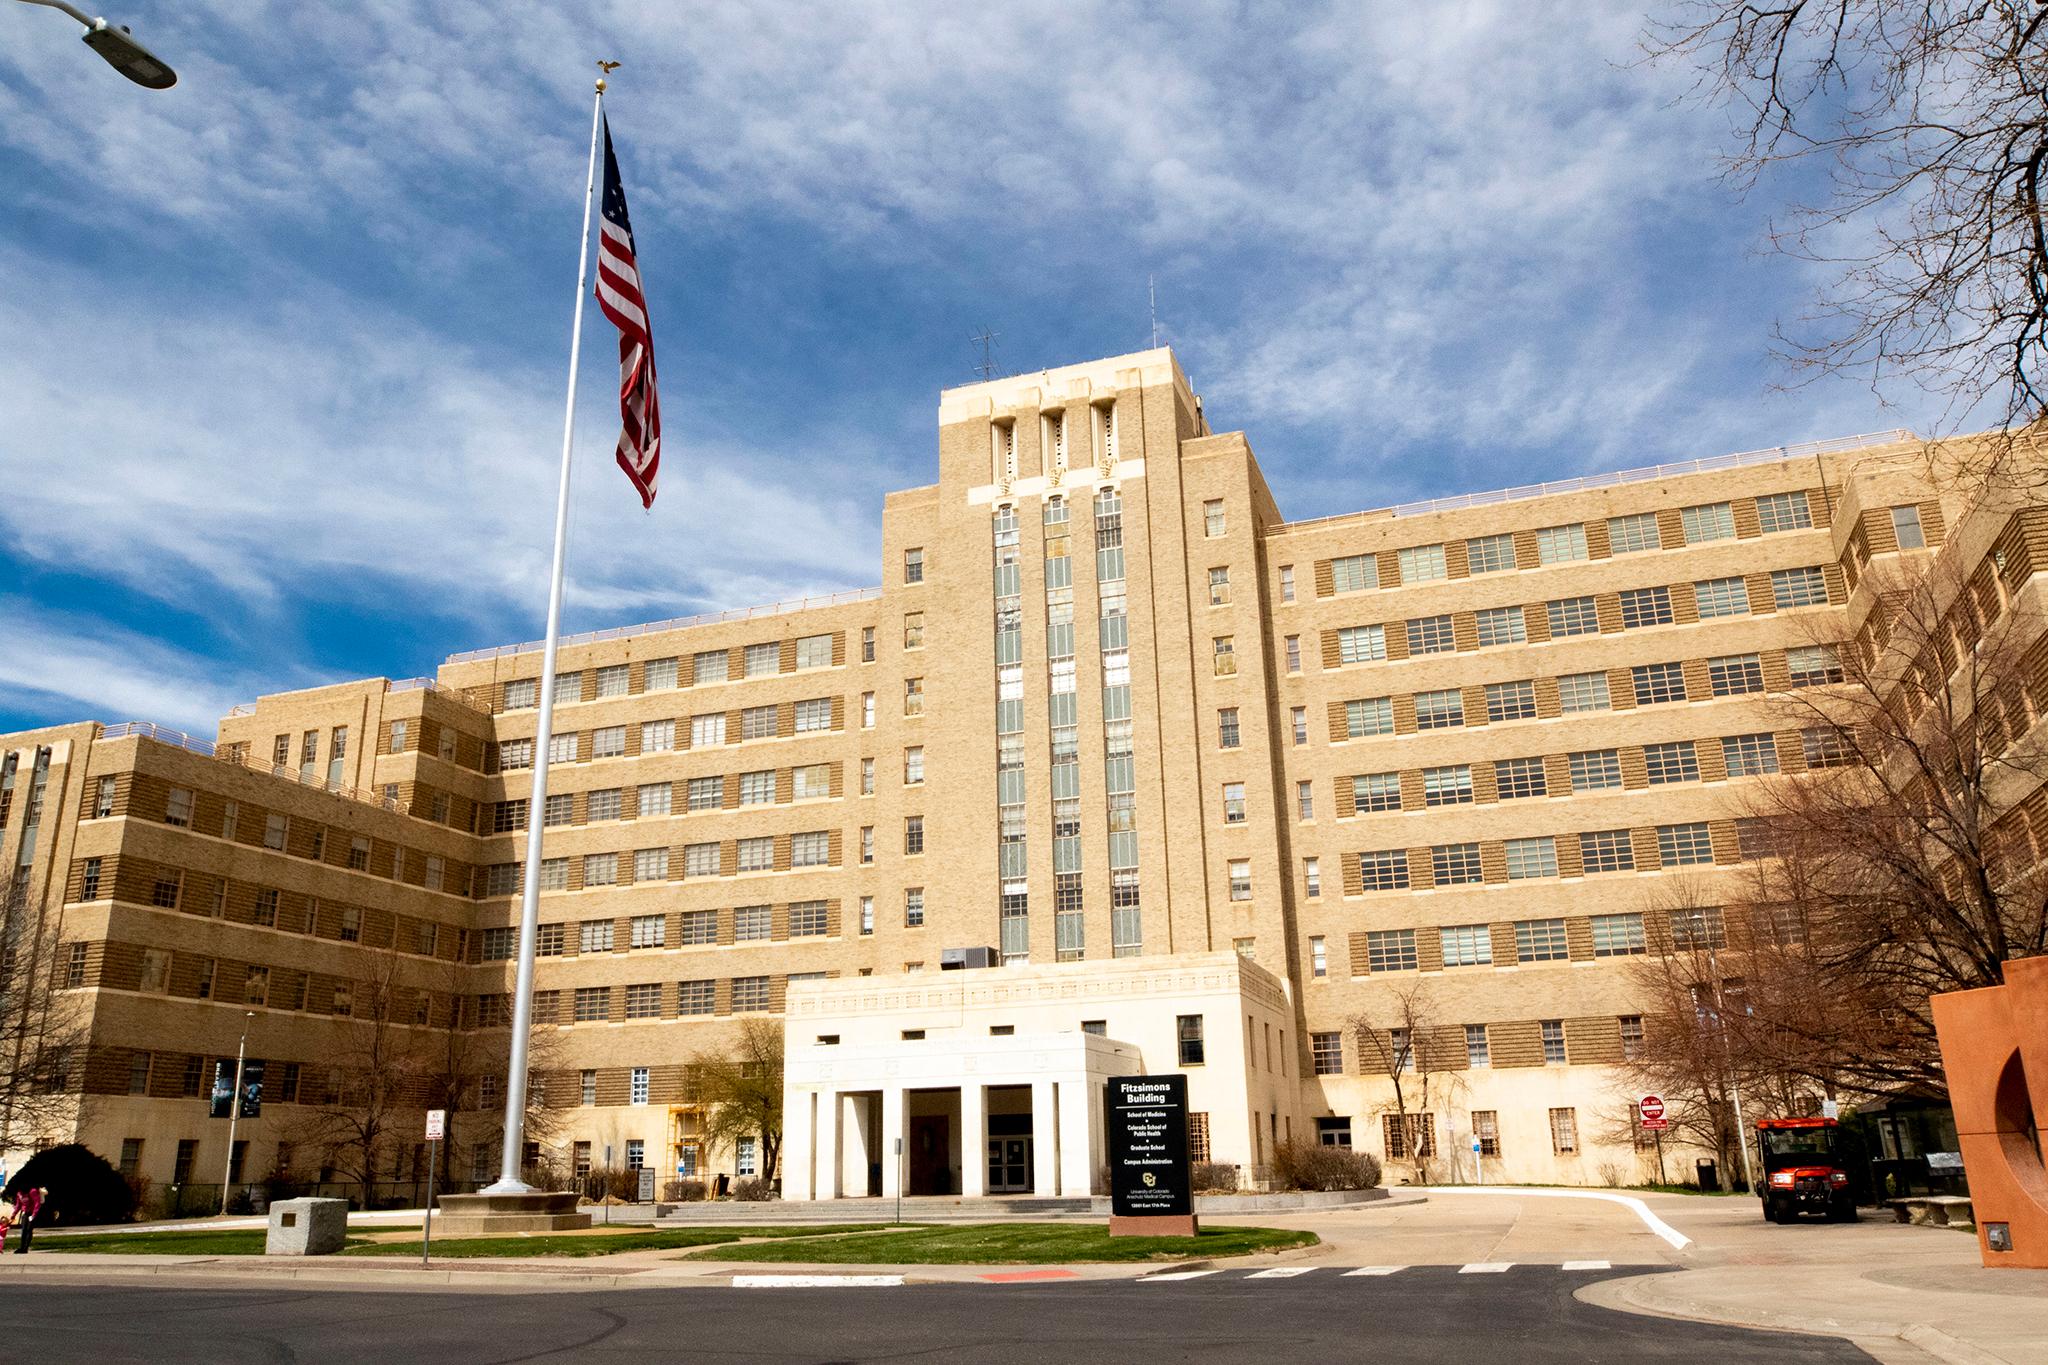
top-left (1771, 565), bottom-right (1830, 609)
top-left (690, 713), bottom-right (727, 747)
top-left (552, 672), bottom-right (583, 706)
top-left (544, 793), bottom-right (573, 826)
top-left (1670, 905), bottom-right (1728, 949)
top-left (1694, 575), bottom-right (1750, 618)
top-left (92, 774), bottom-right (117, 819)
top-left (1658, 821), bottom-right (1715, 866)
top-left (1431, 842), bottom-right (1483, 885)
top-left (638, 782), bottom-right (673, 817)
top-left (1515, 918), bottom-right (1569, 962)
top-left (503, 678), bottom-right (538, 710)
top-left (904, 547), bottom-right (925, 583)
top-left (640, 719), bottom-right (676, 753)
top-left (1219, 781), bottom-right (1247, 824)
top-left (1475, 605), bottom-right (1526, 647)
top-left (1494, 755), bottom-right (1547, 799)
top-left (1632, 661), bottom-right (1688, 705)
top-left (904, 815), bottom-right (925, 855)
top-left (1291, 706), bottom-right (1308, 746)
top-left (646, 656), bottom-right (679, 690)
top-left (164, 786), bottom-right (193, 827)
top-left (1485, 678), bottom-right (1536, 722)
top-left (625, 985), bottom-right (661, 1021)
top-left (1579, 828), bottom-right (1636, 872)
top-left (633, 847), bottom-right (669, 882)
top-left (1365, 928), bottom-right (1419, 973)
top-left (1422, 764), bottom-right (1473, 807)
top-left (1786, 644), bottom-right (1843, 687)
top-left (1541, 1021), bottom-right (1569, 1064)
top-left (731, 976), bottom-right (770, 1013)
top-left (539, 858), bottom-right (569, 891)
top-left (499, 738), bottom-right (533, 770)
top-left (1465, 532), bottom-right (1516, 574)
top-left (1304, 857), bottom-right (1321, 898)
top-left (1707, 653), bottom-right (1764, 697)
top-left (904, 678), bottom-right (924, 715)
top-left (1535, 522), bottom-right (1588, 564)
top-left (1311, 1031), bottom-right (1343, 1074)
top-left (736, 837), bottom-right (772, 872)
top-left (680, 909), bottom-right (717, 945)
top-left (1203, 499), bottom-right (1226, 537)
top-left (1758, 490), bottom-right (1813, 533)
top-left (1722, 732), bottom-right (1780, 777)
top-left (1285, 635), bottom-right (1302, 673)
top-left (587, 788), bottom-right (622, 821)
top-left (1441, 923), bottom-right (1492, 967)
top-left (1397, 543), bottom-right (1446, 582)
top-left (791, 831), bottom-right (830, 866)
top-left (693, 649), bottom-right (730, 684)
top-left (744, 642), bottom-right (780, 678)
top-left (1358, 849), bottom-right (1410, 891)
top-left (1330, 553), bottom-right (1378, 593)
top-left (1644, 739), bottom-right (1700, 785)
top-left (683, 842), bottom-right (721, 878)
top-left (1212, 637), bottom-right (1236, 676)
top-left (1567, 748), bottom-right (1622, 790)
top-left (1414, 688), bottom-right (1464, 730)
top-left (860, 757), bottom-right (875, 795)
top-left (795, 698), bottom-right (833, 732)
top-left (1682, 501), bottom-right (1735, 543)
top-left (1592, 912), bottom-right (1646, 956)
top-left (1295, 780), bottom-right (1314, 821)
top-left (264, 814), bottom-right (287, 850)
top-left (1558, 670), bottom-right (1612, 713)
top-left (593, 664), bottom-right (629, 698)
top-left (1345, 697), bottom-right (1395, 738)
top-left (678, 979), bottom-right (715, 1015)
top-left (1619, 585), bottom-right (1674, 629)
top-left (739, 769), bottom-right (775, 806)
top-left (1337, 624), bottom-right (1386, 664)
top-left (579, 919), bottom-right (615, 954)
top-left (630, 913), bottom-right (666, 949)
top-left (1177, 1014), bottom-right (1205, 1065)
top-left (1608, 512), bottom-right (1661, 554)
top-left (791, 763), bottom-right (829, 800)
top-left (1620, 1015), bottom-right (1646, 1060)
top-left (1466, 1025), bottom-right (1491, 1069)
top-left (1407, 614), bottom-right (1456, 655)
top-left (1550, 1107), bottom-right (1579, 1151)
top-left (789, 900), bottom-right (829, 937)
top-left (1207, 567), bottom-right (1230, 606)
top-left (1547, 595), bottom-right (1600, 637)
top-left (796, 633), bottom-right (834, 669)
top-left (1218, 708), bottom-right (1241, 748)
top-left (1279, 564), bottom-right (1296, 602)
top-left (1802, 726), bottom-right (1853, 768)
top-left (1309, 934), bottom-right (1328, 977)
top-left (1891, 504), bottom-right (1926, 549)
top-left (1504, 835), bottom-right (1557, 880)
top-left (1228, 859), bottom-right (1252, 901)
top-left (1351, 771), bottom-right (1401, 812)
top-left (740, 705), bottom-right (778, 740)
top-left (572, 986), bottom-right (610, 1022)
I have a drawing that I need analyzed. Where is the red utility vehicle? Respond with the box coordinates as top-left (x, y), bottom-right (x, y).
top-left (1756, 1117), bottom-right (1858, 1223)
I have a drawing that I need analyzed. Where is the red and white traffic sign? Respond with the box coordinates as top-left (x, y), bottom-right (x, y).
top-left (1638, 1095), bottom-right (1669, 1130)
top-left (425, 1108), bottom-right (446, 1141)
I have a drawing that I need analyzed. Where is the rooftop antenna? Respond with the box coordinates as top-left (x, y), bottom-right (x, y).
top-left (972, 327), bottom-right (1000, 381)
top-left (1149, 275), bottom-right (1158, 349)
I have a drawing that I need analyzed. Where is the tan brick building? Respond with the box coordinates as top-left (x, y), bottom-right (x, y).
top-left (5, 346), bottom-right (2043, 1205)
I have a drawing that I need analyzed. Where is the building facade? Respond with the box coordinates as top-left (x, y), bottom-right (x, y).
top-left (5, 347), bottom-right (2044, 1207)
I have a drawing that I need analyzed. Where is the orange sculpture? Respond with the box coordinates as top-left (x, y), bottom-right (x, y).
top-left (1930, 955), bottom-right (2048, 1268)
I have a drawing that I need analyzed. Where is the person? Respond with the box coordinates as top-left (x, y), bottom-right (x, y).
top-left (10, 1186), bottom-right (44, 1254)
top-left (0, 1200), bottom-right (13, 1254)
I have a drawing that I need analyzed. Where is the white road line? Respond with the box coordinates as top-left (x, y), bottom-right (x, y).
top-left (732, 1274), bottom-right (904, 1288)
top-left (1141, 1270), bottom-right (1221, 1282)
top-left (1341, 1266), bottom-right (1405, 1277)
top-left (1458, 1262), bottom-right (1513, 1274)
top-left (1416, 1186), bottom-right (1694, 1252)
top-left (1246, 1266), bottom-right (1318, 1279)
top-left (1562, 1260), bottom-right (1612, 1271)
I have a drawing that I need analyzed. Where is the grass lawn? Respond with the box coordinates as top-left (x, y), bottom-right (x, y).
top-left (684, 1223), bottom-right (1318, 1265)
top-left (39, 1229), bottom-right (352, 1255)
top-left (37, 1224), bottom-right (891, 1259)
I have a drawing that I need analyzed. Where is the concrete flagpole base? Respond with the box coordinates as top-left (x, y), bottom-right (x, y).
top-left (432, 1191), bottom-right (591, 1238)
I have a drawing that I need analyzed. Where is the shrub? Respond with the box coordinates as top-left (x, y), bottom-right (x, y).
top-left (1192, 1161), bottom-right (1242, 1194)
top-left (1269, 1141), bottom-right (1381, 1193)
top-left (730, 1178), bottom-right (774, 1202)
top-left (663, 1180), bottom-right (707, 1203)
top-left (2, 1144), bottom-right (136, 1226)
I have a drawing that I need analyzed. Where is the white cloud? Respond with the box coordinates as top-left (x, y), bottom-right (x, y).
top-left (0, 600), bottom-right (283, 734)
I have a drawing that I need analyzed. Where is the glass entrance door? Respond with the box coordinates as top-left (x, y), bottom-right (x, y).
top-left (987, 1137), bottom-right (1032, 1193)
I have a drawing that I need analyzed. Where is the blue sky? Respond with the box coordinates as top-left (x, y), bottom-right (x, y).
top-left (0, 2), bottom-right (1937, 736)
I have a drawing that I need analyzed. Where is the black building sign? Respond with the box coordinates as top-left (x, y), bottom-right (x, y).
top-left (1107, 1074), bottom-right (1193, 1218)
top-left (209, 1059), bottom-right (264, 1119)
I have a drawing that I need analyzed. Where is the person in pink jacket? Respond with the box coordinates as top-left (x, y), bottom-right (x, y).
top-left (9, 1186), bottom-right (45, 1254)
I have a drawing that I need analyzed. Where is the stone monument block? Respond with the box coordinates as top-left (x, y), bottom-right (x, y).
top-left (265, 1197), bottom-right (348, 1255)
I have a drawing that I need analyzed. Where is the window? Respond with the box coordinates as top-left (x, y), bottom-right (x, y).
top-left (791, 830), bottom-right (830, 866)
top-left (578, 919), bottom-right (614, 955)
top-left (1336, 624), bottom-right (1386, 665)
top-left (503, 678), bottom-right (538, 710)
top-left (1431, 842), bottom-right (1482, 885)
top-left (264, 814), bottom-right (287, 850)
top-left (1228, 859), bottom-right (1252, 901)
top-left (1465, 1024), bottom-right (1491, 1068)
top-left (1787, 644), bottom-right (1843, 687)
top-left (694, 649), bottom-right (730, 684)
top-left (1620, 1015), bottom-right (1646, 1060)
top-left (1659, 821), bottom-right (1715, 866)
top-left (1203, 499), bottom-right (1226, 537)
top-left (1422, 764), bottom-right (1473, 807)
top-left (638, 782), bottom-right (673, 816)
top-left (543, 793), bottom-right (573, 827)
top-left (1475, 605), bottom-right (1525, 647)
top-left (1330, 553), bottom-right (1378, 593)
top-left (1535, 522), bottom-right (1588, 564)
top-left (796, 633), bottom-right (833, 670)
top-left (859, 626), bottom-right (876, 663)
top-left (1504, 835), bottom-right (1558, 880)
top-left (1305, 934), bottom-right (1328, 979)
top-left (1722, 732), bottom-right (1780, 777)
top-left (1415, 688), bottom-right (1464, 730)
top-left (1294, 780), bottom-right (1313, 820)
top-left (1758, 490), bottom-right (1813, 533)
top-left (744, 642), bottom-right (779, 678)
top-left (1619, 585), bottom-right (1674, 630)
top-left (1670, 905), bottom-right (1728, 949)
top-left (1633, 661), bottom-right (1688, 705)
top-left (1567, 748), bottom-right (1622, 791)
top-left (731, 976), bottom-right (770, 1013)
top-left (1345, 697), bottom-right (1395, 738)
top-left (1484, 678), bottom-right (1536, 722)
top-left (587, 788), bottom-right (622, 821)
top-left (858, 826), bottom-right (874, 864)
top-left (1348, 771), bottom-right (1399, 813)
top-left (592, 664), bottom-right (629, 699)
top-left (1358, 849), bottom-right (1410, 891)
top-left (1771, 565), bottom-right (1830, 608)
top-left (1301, 1031), bottom-right (1343, 1077)
top-left (1366, 928), bottom-right (1418, 972)
top-left (150, 872), bottom-right (181, 909)
top-left (1397, 543), bottom-right (1446, 582)
top-left (1440, 923), bottom-right (1492, 968)
top-left (1802, 726), bottom-right (1852, 768)
top-left (683, 842), bottom-right (721, 878)
top-left (736, 837), bottom-right (772, 872)
top-left (1549, 1107), bottom-right (1579, 1152)
top-left (1383, 1112), bottom-right (1435, 1159)
top-left (1177, 1014), bottom-right (1206, 1065)
top-left (1218, 708), bottom-right (1241, 748)
top-left (1515, 918), bottom-right (1569, 963)
top-left (904, 678), bottom-right (924, 715)
top-left (1592, 912), bottom-right (1646, 956)
top-left (1407, 614), bottom-right (1456, 655)
top-left (1681, 501), bottom-right (1735, 543)
top-left (1558, 670), bottom-right (1611, 713)
top-left (790, 900), bottom-right (829, 937)
top-left (739, 769), bottom-right (775, 806)
top-left (1541, 1020), bottom-right (1568, 1064)
top-left (1290, 706), bottom-right (1308, 747)
top-left (633, 847), bottom-right (669, 882)
top-left (1304, 857), bottom-right (1321, 898)
top-left (860, 757), bottom-right (875, 795)
top-left (1707, 652), bottom-right (1764, 697)
top-left (904, 547), bottom-right (925, 583)
top-left (1579, 828), bottom-right (1636, 872)
top-left (499, 738), bottom-right (534, 770)
top-left (681, 909), bottom-right (717, 945)
top-left (1283, 635), bottom-right (1302, 674)
top-left (1645, 740), bottom-right (1700, 785)
top-left (89, 774), bottom-right (117, 820)
top-left (1279, 564), bottom-right (1296, 602)
top-left (328, 979), bottom-right (351, 1015)
top-left (1695, 575), bottom-right (1750, 618)
top-left (640, 719), bottom-right (676, 754)
top-left (1891, 504), bottom-right (1926, 549)
top-left (1220, 782), bottom-right (1247, 824)
top-left (1487, 756), bottom-right (1544, 800)
top-left (686, 776), bottom-right (722, 812)
top-left (540, 859), bottom-right (569, 891)
top-left (1465, 532), bottom-right (1516, 574)
top-left (625, 985), bottom-right (661, 1022)
top-left (160, 786), bottom-right (194, 828)
top-left (741, 705), bottom-right (778, 740)
top-left (646, 656), bottom-right (679, 690)
top-left (1207, 567), bottom-right (1229, 606)
top-left (904, 815), bottom-right (925, 855)
top-left (791, 763), bottom-right (829, 801)
top-left (1547, 595), bottom-right (1600, 637)
top-left (1608, 511), bottom-right (1661, 554)
top-left (628, 913), bottom-right (665, 949)
top-left (678, 980), bottom-right (715, 1015)
top-left (690, 713), bottom-right (726, 747)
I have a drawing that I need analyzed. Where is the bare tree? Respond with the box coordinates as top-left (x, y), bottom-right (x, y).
top-left (1349, 985), bottom-right (1462, 1184)
top-left (418, 963), bottom-right (561, 1190)
top-left (692, 1017), bottom-right (784, 1186)
top-left (0, 877), bottom-right (91, 1157)
top-left (1646, 3), bottom-right (2048, 459)
top-left (285, 953), bottom-right (430, 1207)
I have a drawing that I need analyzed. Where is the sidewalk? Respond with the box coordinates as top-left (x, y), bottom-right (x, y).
top-left (1579, 1193), bottom-right (2048, 1365)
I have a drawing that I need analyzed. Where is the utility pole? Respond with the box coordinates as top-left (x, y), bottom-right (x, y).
top-left (1707, 946), bottom-right (1756, 1191)
top-left (219, 1012), bottom-right (255, 1215)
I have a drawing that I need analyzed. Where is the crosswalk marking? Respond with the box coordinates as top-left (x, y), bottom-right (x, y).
top-left (1141, 1269), bottom-right (1220, 1282)
top-left (1458, 1262), bottom-right (1513, 1274)
top-left (1340, 1266), bottom-right (1404, 1277)
top-left (732, 1274), bottom-right (904, 1288)
top-left (1245, 1266), bottom-right (1317, 1279)
top-left (1561, 1260), bottom-right (1611, 1271)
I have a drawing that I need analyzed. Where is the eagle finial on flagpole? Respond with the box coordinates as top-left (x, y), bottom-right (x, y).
top-left (597, 59), bottom-right (620, 92)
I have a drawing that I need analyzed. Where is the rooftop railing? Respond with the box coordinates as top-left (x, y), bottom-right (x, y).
top-left (442, 585), bottom-right (885, 666)
top-left (1269, 429), bottom-right (1917, 534)
top-left (96, 721), bottom-right (404, 813)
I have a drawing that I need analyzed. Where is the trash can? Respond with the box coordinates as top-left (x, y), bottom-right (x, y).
top-left (1696, 1158), bottom-right (1720, 1192)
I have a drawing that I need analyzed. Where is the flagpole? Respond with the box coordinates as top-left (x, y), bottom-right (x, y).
top-left (485, 70), bottom-right (608, 1195)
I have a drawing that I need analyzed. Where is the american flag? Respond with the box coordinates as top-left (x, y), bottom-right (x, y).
top-left (594, 114), bottom-right (660, 508)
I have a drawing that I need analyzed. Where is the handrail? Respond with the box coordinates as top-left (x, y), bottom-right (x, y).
top-left (96, 722), bottom-right (404, 813)
top-left (1269, 429), bottom-right (1916, 534)
top-left (442, 586), bottom-right (885, 665)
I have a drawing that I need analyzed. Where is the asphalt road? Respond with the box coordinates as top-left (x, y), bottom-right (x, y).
top-left (3, 1269), bottom-right (1870, 1364)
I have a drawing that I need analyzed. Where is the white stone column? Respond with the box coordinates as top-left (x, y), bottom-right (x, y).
top-left (960, 1083), bottom-right (987, 1197)
top-left (1031, 1079), bottom-right (1059, 1196)
top-left (784, 1086), bottom-right (816, 1200)
top-left (839, 1092), bottom-right (871, 1198)
top-left (879, 1085), bottom-right (907, 1198)
top-left (1058, 1078), bottom-right (1095, 1197)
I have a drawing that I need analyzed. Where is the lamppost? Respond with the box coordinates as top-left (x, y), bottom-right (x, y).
top-left (219, 1011), bottom-right (254, 1216)
top-left (13, 1), bottom-right (177, 87)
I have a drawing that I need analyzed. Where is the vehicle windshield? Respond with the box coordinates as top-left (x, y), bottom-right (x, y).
top-left (1760, 1128), bottom-right (1835, 1158)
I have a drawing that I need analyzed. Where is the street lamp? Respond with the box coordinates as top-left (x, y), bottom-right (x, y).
top-left (219, 1011), bottom-right (255, 1216)
top-left (14, 1), bottom-right (177, 88)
